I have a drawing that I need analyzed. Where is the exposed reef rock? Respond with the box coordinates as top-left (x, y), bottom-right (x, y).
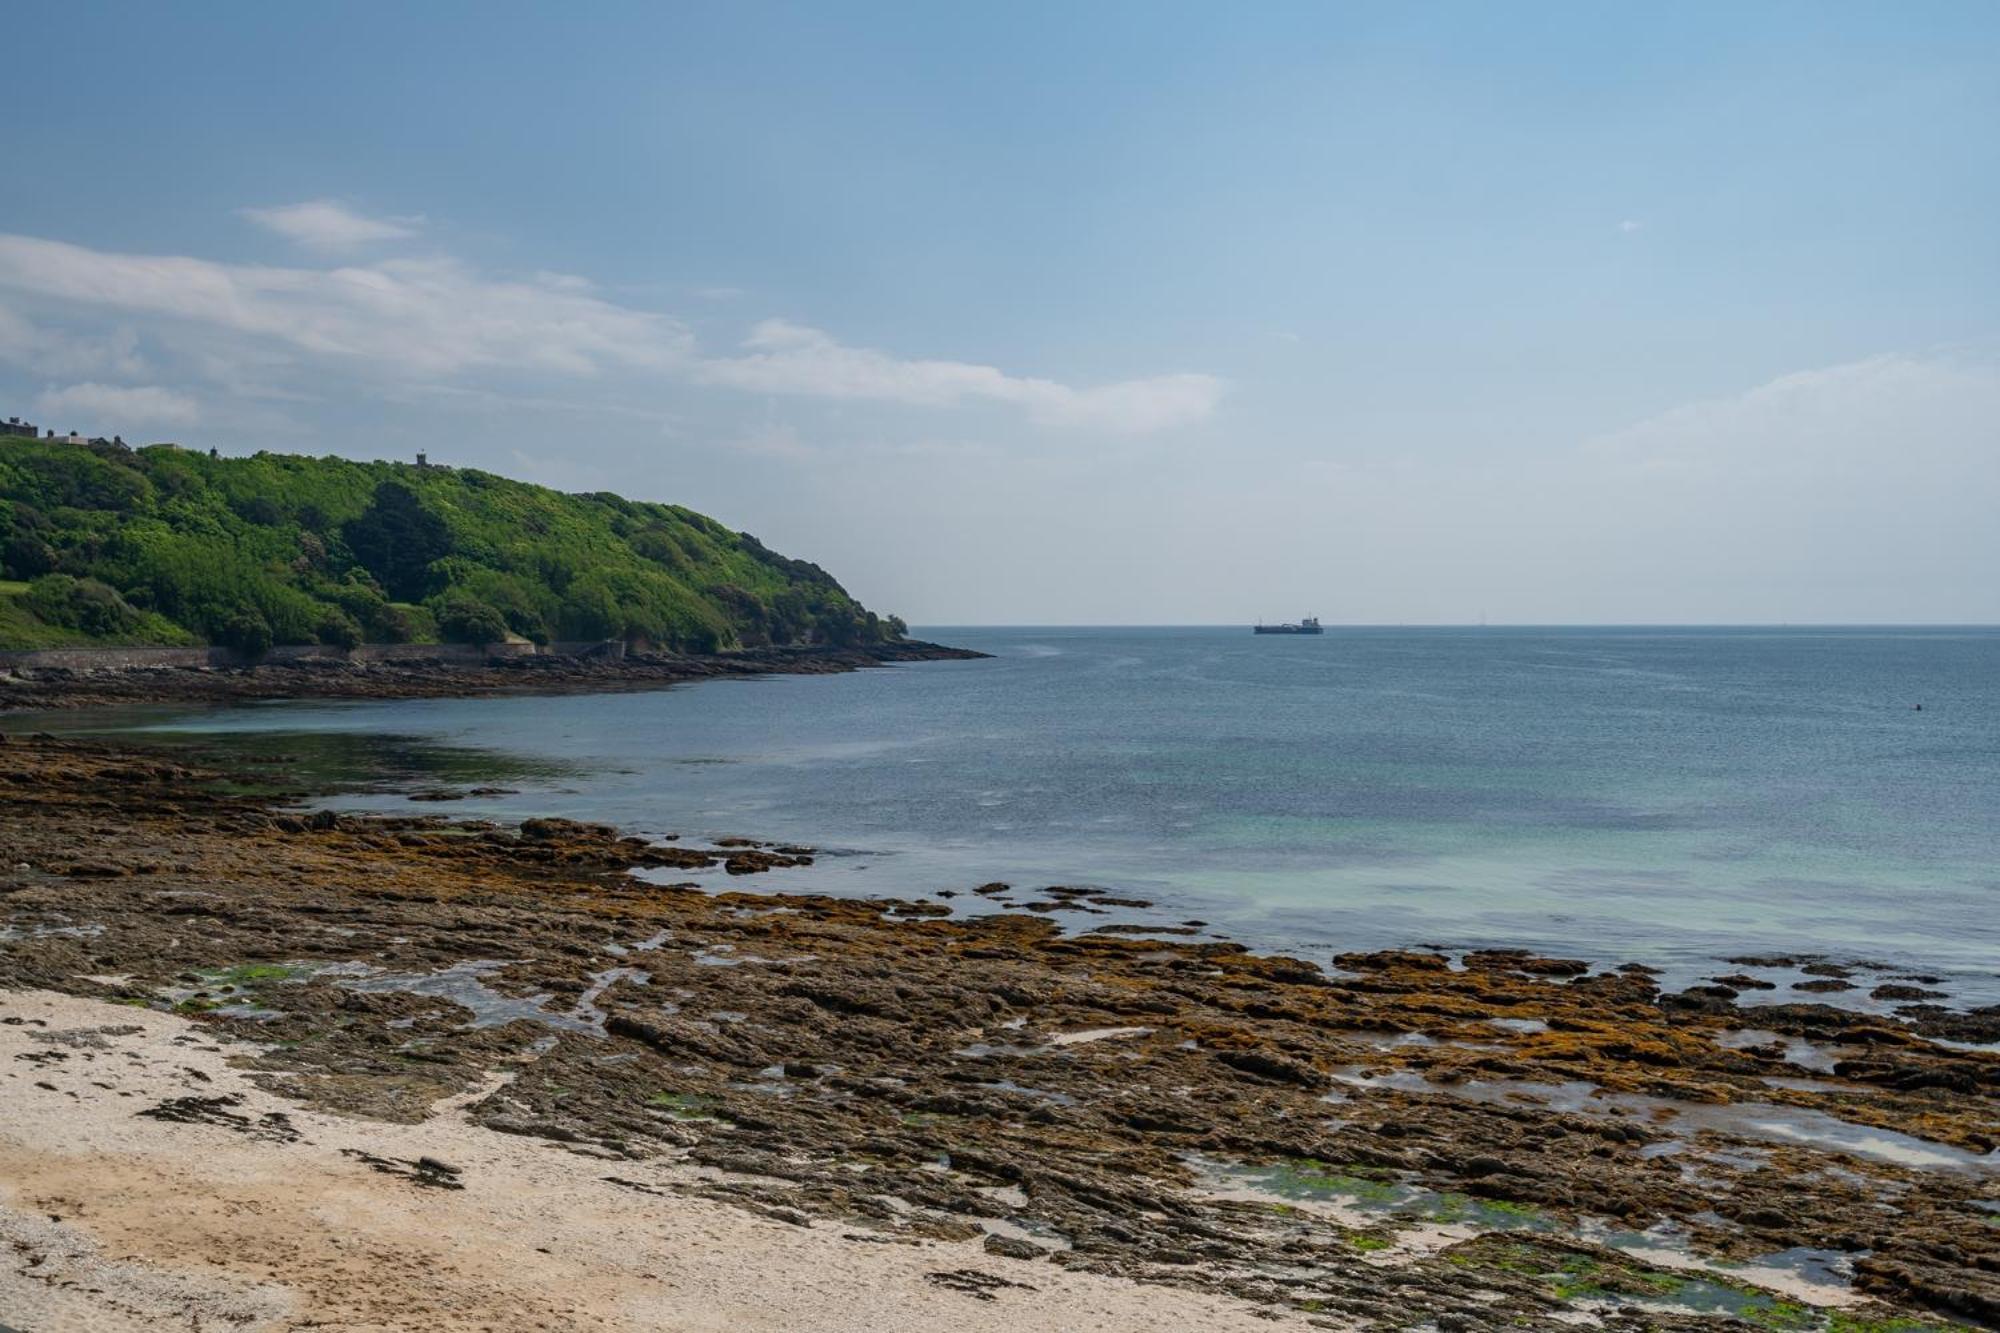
top-left (0, 732), bottom-right (1993, 1330)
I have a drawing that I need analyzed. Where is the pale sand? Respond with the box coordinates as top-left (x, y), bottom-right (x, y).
top-left (0, 989), bottom-right (1292, 1332)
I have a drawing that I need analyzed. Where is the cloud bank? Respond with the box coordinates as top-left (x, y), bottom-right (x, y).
top-left (0, 234), bottom-right (688, 379)
top-left (0, 218), bottom-right (1222, 436)
top-left (34, 382), bottom-right (199, 430)
top-left (1590, 352), bottom-right (2000, 483)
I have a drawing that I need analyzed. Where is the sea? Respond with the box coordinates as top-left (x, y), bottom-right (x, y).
top-left (50, 626), bottom-right (2000, 1007)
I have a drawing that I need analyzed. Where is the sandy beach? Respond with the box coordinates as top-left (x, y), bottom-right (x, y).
top-left (0, 988), bottom-right (1284, 1333)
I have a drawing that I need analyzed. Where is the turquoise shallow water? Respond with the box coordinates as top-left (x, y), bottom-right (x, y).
top-left (72, 626), bottom-right (2000, 1002)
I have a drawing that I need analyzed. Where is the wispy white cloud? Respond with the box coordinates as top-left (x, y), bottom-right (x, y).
top-left (0, 233), bottom-right (691, 379)
top-left (1572, 351), bottom-right (2000, 593)
top-left (0, 303), bottom-right (149, 380)
top-left (1589, 352), bottom-right (2000, 478)
top-left (698, 319), bottom-right (1225, 433)
top-left (241, 200), bottom-right (420, 252)
top-left (0, 229), bottom-right (1223, 436)
top-left (34, 381), bottom-right (199, 429)
top-left (1618, 219), bottom-right (1644, 234)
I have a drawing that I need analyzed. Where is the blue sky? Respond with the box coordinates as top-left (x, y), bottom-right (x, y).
top-left (4, 2), bottom-right (1998, 623)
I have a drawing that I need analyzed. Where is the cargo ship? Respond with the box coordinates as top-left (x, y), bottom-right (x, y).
top-left (1253, 616), bottom-right (1323, 635)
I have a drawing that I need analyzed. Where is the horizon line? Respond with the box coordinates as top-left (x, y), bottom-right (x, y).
top-left (906, 621), bottom-right (2000, 630)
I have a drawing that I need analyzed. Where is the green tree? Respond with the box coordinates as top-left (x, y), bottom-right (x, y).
top-left (343, 482), bottom-right (452, 601)
top-left (25, 575), bottom-right (140, 636)
top-left (3, 532), bottom-right (56, 578)
top-left (315, 609), bottom-right (364, 649)
top-left (369, 602), bottom-right (422, 643)
top-left (434, 595), bottom-right (510, 644)
top-left (221, 610), bottom-right (274, 658)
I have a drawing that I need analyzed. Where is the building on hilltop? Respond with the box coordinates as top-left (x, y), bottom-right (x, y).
top-left (6, 421), bottom-right (104, 445)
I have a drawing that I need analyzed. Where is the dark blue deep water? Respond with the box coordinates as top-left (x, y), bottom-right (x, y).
top-left (98, 627), bottom-right (2000, 999)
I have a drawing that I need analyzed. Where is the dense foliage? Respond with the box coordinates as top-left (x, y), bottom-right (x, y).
top-left (0, 439), bottom-right (905, 653)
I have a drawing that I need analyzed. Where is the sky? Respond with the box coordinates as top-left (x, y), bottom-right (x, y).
top-left (3, 1), bottom-right (1998, 625)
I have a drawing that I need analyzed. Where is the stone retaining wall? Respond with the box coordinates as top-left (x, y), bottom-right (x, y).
top-left (0, 639), bottom-right (623, 672)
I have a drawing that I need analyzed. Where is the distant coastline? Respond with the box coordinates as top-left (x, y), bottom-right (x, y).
top-left (0, 637), bottom-right (987, 712)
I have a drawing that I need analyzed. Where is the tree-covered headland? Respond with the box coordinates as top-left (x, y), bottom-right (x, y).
top-left (0, 438), bottom-right (906, 654)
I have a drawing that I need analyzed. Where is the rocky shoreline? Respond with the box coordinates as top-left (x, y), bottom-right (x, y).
top-left (1, 729), bottom-right (1996, 1331)
top-left (0, 637), bottom-right (987, 711)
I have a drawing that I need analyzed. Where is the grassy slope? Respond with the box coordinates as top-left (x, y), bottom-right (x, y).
top-left (0, 581), bottom-right (96, 651)
top-left (0, 440), bottom-right (898, 652)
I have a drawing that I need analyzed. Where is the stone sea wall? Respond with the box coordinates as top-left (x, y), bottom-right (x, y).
top-left (0, 640), bottom-right (624, 672)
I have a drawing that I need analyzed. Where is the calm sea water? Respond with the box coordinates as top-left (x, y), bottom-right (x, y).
top-left (79, 626), bottom-right (2000, 999)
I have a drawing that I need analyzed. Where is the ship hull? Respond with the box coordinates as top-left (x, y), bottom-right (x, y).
top-left (1253, 625), bottom-right (1324, 634)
